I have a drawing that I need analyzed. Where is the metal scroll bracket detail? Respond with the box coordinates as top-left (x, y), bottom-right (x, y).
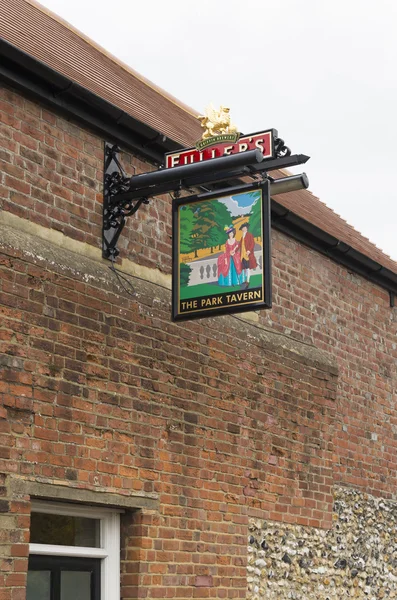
top-left (274, 137), bottom-right (291, 158)
top-left (102, 143), bottom-right (149, 260)
top-left (102, 139), bottom-right (308, 260)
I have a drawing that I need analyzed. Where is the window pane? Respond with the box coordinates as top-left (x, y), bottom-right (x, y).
top-left (26, 570), bottom-right (51, 600)
top-left (30, 513), bottom-right (100, 547)
top-left (61, 571), bottom-right (91, 600)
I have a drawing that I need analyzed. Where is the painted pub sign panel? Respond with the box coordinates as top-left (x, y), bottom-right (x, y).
top-left (172, 181), bottom-right (272, 321)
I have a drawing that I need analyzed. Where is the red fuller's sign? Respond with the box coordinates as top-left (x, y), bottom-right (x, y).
top-left (165, 129), bottom-right (275, 169)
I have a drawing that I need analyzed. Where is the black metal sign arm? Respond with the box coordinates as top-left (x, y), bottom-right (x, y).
top-left (103, 144), bottom-right (150, 259)
top-left (113, 165), bottom-right (258, 204)
top-left (103, 147), bottom-right (264, 259)
top-left (102, 142), bottom-right (310, 260)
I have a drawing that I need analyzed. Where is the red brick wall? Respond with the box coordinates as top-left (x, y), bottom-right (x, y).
top-left (0, 240), bottom-right (336, 599)
top-left (0, 86), bottom-right (170, 273)
top-left (262, 232), bottom-right (397, 497)
top-left (0, 83), bottom-right (396, 599)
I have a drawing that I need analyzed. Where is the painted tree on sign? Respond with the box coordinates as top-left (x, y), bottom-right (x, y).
top-left (192, 199), bottom-right (231, 254)
top-left (248, 191), bottom-right (262, 239)
top-left (191, 201), bottom-right (216, 254)
top-left (179, 205), bottom-right (195, 254)
top-left (212, 200), bottom-right (234, 250)
top-left (179, 198), bottom-right (233, 257)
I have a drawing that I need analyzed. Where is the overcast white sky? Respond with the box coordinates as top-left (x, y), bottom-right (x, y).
top-left (38, 0), bottom-right (397, 261)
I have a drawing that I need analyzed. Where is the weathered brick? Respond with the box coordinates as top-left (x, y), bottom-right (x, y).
top-left (0, 82), bottom-right (396, 600)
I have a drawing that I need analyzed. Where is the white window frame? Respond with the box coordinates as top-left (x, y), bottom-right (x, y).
top-left (29, 500), bottom-right (122, 600)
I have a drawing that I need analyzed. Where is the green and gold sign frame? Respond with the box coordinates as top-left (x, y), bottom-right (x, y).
top-left (172, 181), bottom-right (272, 321)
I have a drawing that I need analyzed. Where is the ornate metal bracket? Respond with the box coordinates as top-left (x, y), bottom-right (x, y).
top-left (102, 143), bottom-right (149, 260)
top-left (102, 139), bottom-right (307, 261)
top-left (274, 137), bottom-right (291, 158)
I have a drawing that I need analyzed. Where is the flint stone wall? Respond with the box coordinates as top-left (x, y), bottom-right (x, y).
top-left (248, 486), bottom-right (397, 600)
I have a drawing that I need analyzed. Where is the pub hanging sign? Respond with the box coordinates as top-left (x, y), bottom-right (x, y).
top-left (172, 180), bottom-right (272, 321)
top-left (103, 106), bottom-right (308, 321)
top-left (171, 105), bottom-right (273, 321)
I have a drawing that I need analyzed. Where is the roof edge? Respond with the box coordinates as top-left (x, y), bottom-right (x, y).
top-left (271, 200), bottom-right (397, 302)
top-left (25, 0), bottom-right (200, 120)
top-left (0, 37), bottom-right (182, 164)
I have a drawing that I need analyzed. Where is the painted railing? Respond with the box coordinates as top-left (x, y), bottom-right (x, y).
top-left (186, 251), bottom-right (263, 286)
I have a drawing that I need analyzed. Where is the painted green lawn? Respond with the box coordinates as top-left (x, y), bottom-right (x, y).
top-left (180, 274), bottom-right (262, 300)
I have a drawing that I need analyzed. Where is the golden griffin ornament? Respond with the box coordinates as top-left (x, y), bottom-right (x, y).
top-left (197, 104), bottom-right (239, 142)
